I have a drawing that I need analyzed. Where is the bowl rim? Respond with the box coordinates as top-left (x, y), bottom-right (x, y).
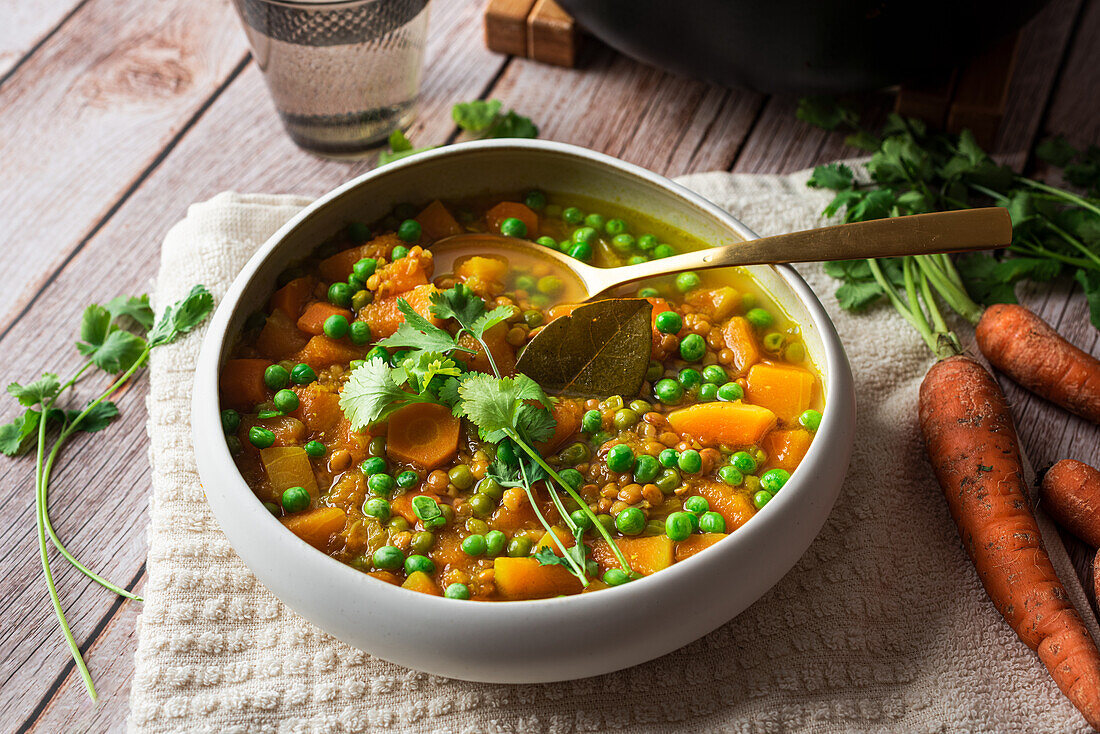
top-left (193, 137), bottom-right (853, 616)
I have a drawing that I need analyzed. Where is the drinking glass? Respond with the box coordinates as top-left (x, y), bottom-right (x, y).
top-left (233, 0), bottom-right (431, 158)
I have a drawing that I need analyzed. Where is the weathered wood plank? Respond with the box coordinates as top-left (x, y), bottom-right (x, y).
top-left (0, 0), bottom-right (248, 337)
top-left (1035, 0), bottom-right (1100, 156)
top-left (0, 0), bottom-right (86, 80)
top-left (1, 1), bottom-right (505, 726)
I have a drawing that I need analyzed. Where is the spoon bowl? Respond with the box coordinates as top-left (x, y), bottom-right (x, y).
top-left (432, 207), bottom-right (1013, 301)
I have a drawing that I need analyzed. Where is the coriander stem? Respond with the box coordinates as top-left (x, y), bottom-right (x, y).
top-left (1017, 177), bottom-right (1100, 219)
top-left (1008, 242), bottom-right (1096, 270)
top-left (868, 259), bottom-right (938, 354)
top-left (1044, 219), bottom-right (1100, 270)
top-left (914, 255), bottom-right (984, 325)
top-left (918, 263), bottom-right (949, 335)
top-left (517, 459), bottom-right (587, 583)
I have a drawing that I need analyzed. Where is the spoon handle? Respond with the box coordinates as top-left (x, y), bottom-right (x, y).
top-left (600, 207), bottom-right (1012, 290)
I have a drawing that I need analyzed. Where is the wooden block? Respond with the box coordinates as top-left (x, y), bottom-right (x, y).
top-left (527, 0), bottom-right (578, 67)
top-left (946, 33), bottom-right (1020, 148)
top-left (485, 0), bottom-right (537, 57)
top-left (896, 70), bottom-right (957, 129)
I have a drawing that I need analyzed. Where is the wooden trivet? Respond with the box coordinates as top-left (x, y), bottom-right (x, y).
top-left (484, 0), bottom-right (579, 67)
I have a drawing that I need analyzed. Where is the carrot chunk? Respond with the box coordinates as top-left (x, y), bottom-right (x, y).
top-left (695, 482), bottom-right (756, 531)
top-left (297, 302), bottom-right (354, 336)
top-left (415, 199), bottom-right (463, 240)
top-left (256, 309), bottom-right (310, 358)
top-left (269, 276), bottom-right (315, 320)
top-left (761, 428), bottom-right (814, 471)
top-left (486, 201), bottom-right (538, 237)
top-left (674, 533), bottom-right (727, 562)
top-left (318, 233), bottom-right (401, 282)
top-left (666, 402), bottom-right (777, 447)
top-left (721, 316), bottom-right (761, 373)
top-left (744, 363), bottom-right (814, 424)
top-left (535, 400), bottom-right (583, 454)
top-left (590, 535), bottom-right (673, 576)
top-left (493, 557), bottom-right (582, 599)
top-left (386, 402), bottom-right (460, 470)
top-left (294, 336), bottom-right (363, 370)
top-left (279, 507), bottom-right (346, 550)
top-left (401, 570), bottom-right (442, 596)
top-left (219, 358), bottom-right (270, 410)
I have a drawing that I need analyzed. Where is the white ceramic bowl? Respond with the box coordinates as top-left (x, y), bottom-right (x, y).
top-left (193, 139), bottom-right (855, 683)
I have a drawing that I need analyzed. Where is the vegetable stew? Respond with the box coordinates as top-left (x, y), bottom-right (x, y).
top-left (219, 193), bottom-right (823, 600)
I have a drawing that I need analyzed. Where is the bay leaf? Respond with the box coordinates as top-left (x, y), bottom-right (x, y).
top-left (516, 298), bottom-right (653, 398)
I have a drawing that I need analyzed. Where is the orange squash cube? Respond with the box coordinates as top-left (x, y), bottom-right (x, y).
top-left (279, 507), bottom-right (346, 550)
top-left (590, 535), bottom-right (673, 576)
top-left (721, 316), bottom-right (761, 374)
top-left (695, 482), bottom-right (756, 531)
top-left (493, 557), bottom-right (583, 599)
top-left (666, 402), bottom-right (777, 448)
top-left (401, 571), bottom-right (442, 596)
top-left (674, 533), bottom-right (727, 562)
top-left (761, 428), bottom-right (814, 471)
top-left (744, 363), bottom-right (814, 424)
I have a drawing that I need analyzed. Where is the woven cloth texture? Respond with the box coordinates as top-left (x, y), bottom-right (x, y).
top-left (128, 170), bottom-right (1098, 733)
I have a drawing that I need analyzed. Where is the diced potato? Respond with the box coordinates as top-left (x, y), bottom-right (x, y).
top-left (590, 535), bottom-right (673, 576)
top-left (280, 506), bottom-right (346, 550)
top-left (269, 276), bottom-right (315, 320)
top-left (291, 383), bottom-right (342, 434)
top-left (261, 446), bottom-right (319, 497)
top-left (744, 363), bottom-right (814, 424)
top-left (493, 557), bottom-right (583, 600)
top-left (666, 402), bottom-right (777, 447)
top-left (456, 322), bottom-right (515, 375)
top-left (486, 202), bottom-right (538, 237)
top-left (534, 400), bottom-right (582, 454)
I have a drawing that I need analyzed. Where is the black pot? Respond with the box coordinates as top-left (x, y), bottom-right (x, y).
top-left (556, 0), bottom-right (1048, 94)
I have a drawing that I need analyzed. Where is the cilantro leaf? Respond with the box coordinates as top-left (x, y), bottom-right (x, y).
top-left (956, 253), bottom-right (1061, 305)
top-left (488, 110), bottom-right (538, 139)
top-left (807, 163), bottom-right (855, 191)
top-left (106, 295), bottom-right (154, 330)
top-left (1076, 269), bottom-right (1100, 329)
top-left (452, 99), bottom-right (503, 133)
top-left (0, 409), bottom-right (42, 456)
top-left (78, 305), bottom-right (112, 353)
top-left (66, 401), bottom-right (119, 433)
top-left (147, 285), bottom-right (214, 347)
top-left (8, 373), bottom-right (60, 407)
top-left (377, 298), bottom-right (466, 354)
top-left (458, 373), bottom-right (552, 441)
top-left (796, 96), bottom-right (858, 131)
top-left (835, 281), bottom-right (886, 311)
top-left (438, 375), bottom-right (467, 415)
top-left (469, 305), bottom-right (513, 339)
top-left (430, 283), bottom-right (486, 327)
top-left (514, 402), bottom-right (556, 445)
top-left (389, 128), bottom-right (413, 153)
top-left (89, 329), bottom-right (148, 373)
top-left (1035, 136), bottom-right (1078, 167)
top-left (398, 351), bottom-right (462, 394)
top-left (339, 357), bottom-right (432, 430)
top-left (1065, 145), bottom-right (1100, 195)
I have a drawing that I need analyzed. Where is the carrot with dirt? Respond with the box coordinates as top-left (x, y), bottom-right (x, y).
top-left (977, 304), bottom-right (1100, 425)
top-left (1041, 459), bottom-right (1100, 547)
top-left (920, 357), bottom-right (1100, 729)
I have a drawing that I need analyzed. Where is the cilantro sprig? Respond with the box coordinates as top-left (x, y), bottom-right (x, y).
top-left (798, 98), bottom-right (1100, 328)
top-left (340, 285), bottom-right (631, 586)
top-left (378, 99), bottom-right (538, 166)
top-left (2, 285), bottom-right (214, 701)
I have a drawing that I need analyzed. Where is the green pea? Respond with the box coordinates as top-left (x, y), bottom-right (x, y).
top-left (262, 501), bottom-right (280, 516)
top-left (611, 234), bottom-right (636, 253)
top-left (404, 554), bottom-right (435, 575)
top-left (763, 332), bottom-right (785, 353)
top-left (658, 449), bottom-right (679, 468)
top-left (562, 206), bottom-right (584, 224)
top-left (740, 293), bottom-right (757, 311)
top-left (655, 468), bottom-right (681, 494)
top-left (361, 457), bottom-right (386, 476)
top-left (507, 536), bottom-right (532, 558)
top-left (678, 450), bottom-right (703, 474)
top-left (603, 568), bottom-right (630, 586)
top-left (628, 400), bottom-right (650, 414)
top-left (752, 490), bottom-right (773, 509)
top-left (665, 511), bottom-right (694, 541)
top-left (500, 217), bottom-right (527, 238)
top-left (226, 436), bottom-right (243, 455)
top-left (584, 213), bottom-right (606, 230)
top-left (256, 409), bottom-right (282, 420)
top-left (221, 409), bottom-right (240, 435)
top-left (717, 382), bottom-right (744, 402)
top-left (397, 219), bottom-right (421, 243)
top-left (699, 383), bottom-right (718, 401)
top-left (273, 389), bottom-right (299, 413)
top-left (677, 368), bottom-right (701, 389)
top-left (476, 476), bottom-right (505, 500)
top-left (248, 426), bottom-right (275, 449)
top-left (536, 235), bottom-right (558, 248)
top-left (328, 282), bottom-right (352, 307)
top-left (391, 245), bottom-right (409, 261)
top-left (485, 530), bottom-right (507, 556)
top-left (348, 320), bottom-right (371, 345)
top-left (654, 378), bottom-right (683, 405)
top-left (365, 346), bottom-right (389, 363)
top-left (467, 493), bottom-right (494, 518)
top-left (784, 342), bottom-right (806, 363)
top-left (290, 363), bottom-right (316, 385)
top-left (264, 364), bottom-right (290, 390)
top-left (595, 513), bottom-right (614, 533)
top-left (558, 468), bottom-right (585, 491)
top-left (680, 333), bottom-right (706, 362)
top-left (719, 465), bottom-right (744, 486)
top-left (281, 486), bottom-right (310, 513)
top-left (605, 218), bottom-right (627, 235)
top-left (684, 495), bottom-right (709, 515)
top-left (390, 349), bottom-right (412, 367)
top-left (633, 454), bottom-right (660, 484)
top-left (615, 507), bottom-right (646, 535)
top-left (675, 272), bottom-right (701, 293)
top-left (369, 474), bottom-right (396, 496)
top-left (655, 310), bottom-right (682, 335)
top-left (572, 226), bottom-right (598, 245)
top-left (606, 444), bottom-right (635, 473)
top-left (569, 242), bottom-right (593, 261)
top-left (411, 531), bottom-right (434, 554)
top-left (524, 190), bottom-right (547, 210)
top-left (613, 408), bottom-right (639, 430)
top-left (349, 360), bottom-right (366, 371)
top-left (323, 314), bottom-right (349, 339)
top-left (569, 510), bottom-right (593, 531)
top-left (582, 409), bottom-right (603, 434)
top-left (799, 409), bottom-right (823, 431)
top-left (373, 545), bottom-right (403, 570)
top-left (699, 511), bottom-right (726, 534)
top-left (347, 221), bottom-right (371, 244)
top-left (653, 244), bottom-right (676, 259)
top-left (537, 275), bottom-right (563, 295)
top-left (559, 442), bottom-right (592, 466)
top-left (388, 516), bottom-right (410, 532)
top-left (364, 498), bottom-right (391, 520)
top-left (352, 257), bottom-right (377, 280)
top-left (731, 451), bottom-right (757, 473)
top-left (395, 470), bottom-right (419, 489)
top-left (448, 465), bottom-right (475, 490)
top-left (445, 583), bottom-right (471, 600)
top-left (745, 307), bottom-right (774, 329)
top-left (461, 534), bottom-right (487, 556)
top-left (702, 365), bottom-right (728, 384)
top-left (496, 440), bottom-right (518, 466)
top-left (531, 293), bottom-right (551, 309)
top-left (636, 287), bottom-right (659, 299)
top-left (760, 468), bottom-right (791, 493)
top-left (558, 240), bottom-right (572, 252)
top-left (637, 234), bottom-right (658, 250)
top-left (523, 310), bottom-right (544, 329)
top-left (645, 360), bottom-right (663, 382)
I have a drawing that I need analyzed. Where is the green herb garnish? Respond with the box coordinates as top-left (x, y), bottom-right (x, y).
top-left (1, 285), bottom-right (214, 701)
top-left (378, 100), bottom-right (539, 166)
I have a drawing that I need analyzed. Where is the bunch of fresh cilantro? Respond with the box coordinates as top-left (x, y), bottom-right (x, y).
top-left (379, 99), bottom-right (538, 165)
top-left (797, 98), bottom-right (1100, 327)
top-left (339, 284), bottom-right (630, 584)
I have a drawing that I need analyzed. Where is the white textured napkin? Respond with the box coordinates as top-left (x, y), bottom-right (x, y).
top-left (129, 171), bottom-right (1097, 733)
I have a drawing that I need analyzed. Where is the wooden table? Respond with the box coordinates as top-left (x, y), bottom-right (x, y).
top-left (1, 0), bottom-right (1097, 729)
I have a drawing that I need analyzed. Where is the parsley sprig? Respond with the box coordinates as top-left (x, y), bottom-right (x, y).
top-left (797, 98), bottom-right (1100, 327)
top-left (340, 285), bottom-right (630, 586)
top-left (2, 285), bottom-right (214, 701)
top-left (378, 99), bottom-right (539, 165)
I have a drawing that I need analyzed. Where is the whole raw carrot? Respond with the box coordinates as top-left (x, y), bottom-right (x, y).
top-left (976, 303), bottom-right (1100, 424)
top-left (1042, 459), bottom-right (1100, 547)
top-left (919, 355), bottom-right (1100, 728)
